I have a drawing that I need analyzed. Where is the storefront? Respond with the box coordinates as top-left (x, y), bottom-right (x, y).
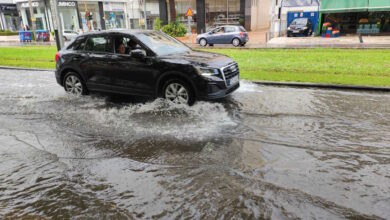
top-left (58, 1), bottom-right (80, 31)
top-left (103, 2), bottom-right (125, 29)
top-left (17, 0), bottom-right (49, 30)
top-left (78, 1), bottom-right (102, 31)
top-left (320, 0), bottom-right (390, 35)
top-left (0, 3), bottom-right (20, 31)
top-left (160, 0), bottom-right (248, 34)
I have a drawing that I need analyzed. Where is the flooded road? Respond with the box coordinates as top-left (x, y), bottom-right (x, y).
top-left (0, 69), bottom-right (389, 219)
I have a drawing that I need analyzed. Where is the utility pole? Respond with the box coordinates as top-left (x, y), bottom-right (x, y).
top-left (49, 0), bottom-right (64, 50)
top-left (143, 0), bottom-right (147, 29)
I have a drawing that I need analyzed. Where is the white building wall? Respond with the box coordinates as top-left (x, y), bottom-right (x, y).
top-left (251, 0), bottom-right (272, 31)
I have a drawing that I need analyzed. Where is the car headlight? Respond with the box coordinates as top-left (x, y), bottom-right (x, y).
top-left (196, 67), bottom-right (220, 79)
top-left (287, 27), bottom-right (291, 30)
top-left (303, 27), bottom-right (308, 30)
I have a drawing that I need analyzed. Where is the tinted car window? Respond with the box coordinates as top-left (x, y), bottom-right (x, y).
top-left (114, 35), bottom-right (142, 54)
top-left (136, 32), bottom-right (190, 56)
top-left (225, 26), bottom-right (236, 33)
top-left (291, 18), bottom-right (308, 25)
top-left (85, 36), bottom-right (111, 53)
top-left (67, 37), bottom-right (86, 51)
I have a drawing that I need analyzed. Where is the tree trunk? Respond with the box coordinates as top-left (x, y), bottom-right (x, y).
top-left (169, 0), bottom-right (176, 22)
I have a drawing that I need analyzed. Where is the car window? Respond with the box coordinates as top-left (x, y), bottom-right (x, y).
top-left (239, 26), bottom-right (246, 32)
top-left (292, 18), bottom-right (308, 25)
top-left (85, 36), bottom-right (111, 53)
top-left (114, 35), bottom-right (142, 55)
top-left (136, 31), bottom-right (191, 56)
top-left (215, 27), bottom-right (225, 34)
top-left (67, 37), bottom-right (86, 51)
top-left (225, 26), bottom-right (236, 33)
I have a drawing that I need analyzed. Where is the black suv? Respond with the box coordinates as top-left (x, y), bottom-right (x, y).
top-left (287, 18), bottom-right (313, 37)
top-left (55, 30), bottom-right (240, 105)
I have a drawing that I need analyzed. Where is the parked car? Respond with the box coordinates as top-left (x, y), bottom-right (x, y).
top-left (63, 30), bottom-right (78, 41)
top-left (55, 30), bottom-right (240, 105)
top-left (287, 18), bottom-right (313, 37)
top-left (196, 25), bottom-right (249, 47)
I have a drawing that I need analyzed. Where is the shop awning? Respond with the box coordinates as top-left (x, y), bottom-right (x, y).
top-left (320, 0), bottom-right (369, 13)
top-left (368, 0), bottom-right (390, 11)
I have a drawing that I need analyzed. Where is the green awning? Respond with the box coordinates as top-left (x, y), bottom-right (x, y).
top-left (320, 0), bottom-right (369, 13)
top-left (368, 0), bottom-right (390, 11)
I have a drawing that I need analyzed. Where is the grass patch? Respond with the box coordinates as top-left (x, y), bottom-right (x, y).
top-left (200, 48), bottom-right (390, 87)
top-left (1, 46), bottom-right (390, 87)
top-left (0, 46), bottom-right (57, 69)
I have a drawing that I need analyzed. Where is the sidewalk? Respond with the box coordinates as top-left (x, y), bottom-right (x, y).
top-left (267, 35), bottom-right (390, 48)
top-left (179, 29), bottom-right (268, 48)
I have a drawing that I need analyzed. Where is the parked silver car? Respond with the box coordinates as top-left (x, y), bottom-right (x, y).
top-left (196, 25), bottom-right (249, 47)
top-left (63, 30), bottom-right (79, 41)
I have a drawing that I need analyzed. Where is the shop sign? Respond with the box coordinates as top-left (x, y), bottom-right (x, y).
top-left (21, 2), bottom-right (39, 8)
top-left (0, 4), bottom-right (17, 12)
top-left (58, 1), bottom-right (76, 7)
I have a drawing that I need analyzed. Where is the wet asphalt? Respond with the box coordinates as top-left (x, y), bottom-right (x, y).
top-left (0, 69), bottom-right (389, 219)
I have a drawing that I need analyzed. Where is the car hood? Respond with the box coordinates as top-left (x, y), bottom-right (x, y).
top-left (159, 50), bottom-right (235, 69)
top-left (196, 33), bottom-right (209, 39)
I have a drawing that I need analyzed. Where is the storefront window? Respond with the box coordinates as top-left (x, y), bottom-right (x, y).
top-left (58, 1), bottom-right (79, 31)
top-left (206, 0), bottom-right (240, 28)
top-left (19, 1), bottom-right (48, 30)
top-left (103, 2), bottom-right (125, 29)
top-left (78, 2), bottom-right (101, 31)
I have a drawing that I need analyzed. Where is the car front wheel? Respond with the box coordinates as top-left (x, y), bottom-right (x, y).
top-left (63, 72), bottom-right (87, 96)
top-left (163, 79), bottom-right (195, 105)
top-left (199, 38), bottom-right (207, 47)
top-left (232, 38), bottom-right (241, 47)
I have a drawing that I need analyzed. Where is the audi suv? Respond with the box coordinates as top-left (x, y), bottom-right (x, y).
top-left (55, 30), bottom-right (240, 105)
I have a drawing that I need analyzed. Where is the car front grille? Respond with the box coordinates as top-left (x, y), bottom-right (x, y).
top-left (221, 63), bottom-right (239, 80)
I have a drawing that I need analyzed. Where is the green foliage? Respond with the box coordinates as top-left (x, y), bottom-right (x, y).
top-left (0, 30), bottom-right (19, 36)
top-left (154, 18), bottom-right (162, 31)
top-left (161, 19), bottom-right (187, 37)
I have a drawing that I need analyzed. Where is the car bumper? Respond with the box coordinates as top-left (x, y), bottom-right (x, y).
top-left (203, 82), bottom-right (240, 100)
top-left (288, 29), bottom-right (308, 35)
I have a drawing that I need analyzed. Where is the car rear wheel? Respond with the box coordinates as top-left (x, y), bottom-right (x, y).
top-left (232, 38), bottom-right (241, 47)
top-left (199, 38), bottom-right (207, 47)
top-left (63, 72), bottom-right (87, 96)
top-left (163, 79), bottom-right (195, 105)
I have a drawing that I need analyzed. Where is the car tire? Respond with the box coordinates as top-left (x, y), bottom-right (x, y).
top-left (63, 72), bottom-right (88, 96)
top-left (199, 38), bottom-right (207, 47)
top-left (232, 38), bottom-right (241, 47)
top-left (162, 79), bottom-right (195, 106)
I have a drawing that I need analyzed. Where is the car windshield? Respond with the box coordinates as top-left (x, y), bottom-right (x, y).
top-left (136, 32), bottom-right (191, 56)
top-left (292, 18), bottom-right (308, 25)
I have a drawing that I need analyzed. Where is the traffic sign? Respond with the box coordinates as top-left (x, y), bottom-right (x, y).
top-left (185, 8), bottom-right (193, 17)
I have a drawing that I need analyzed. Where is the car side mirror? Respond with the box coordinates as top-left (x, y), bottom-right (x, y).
top-left (131, 49), bottom-right (146, 59)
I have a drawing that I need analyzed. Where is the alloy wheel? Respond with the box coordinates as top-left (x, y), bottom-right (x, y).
top-left (165, 83), bottom-right (189, 104)
top-left (232, 38), bottom-right (240, 47)
top-left (65, 75), bottom-right (83, 96)
top-left (200, 39), bottom-right (207, 47)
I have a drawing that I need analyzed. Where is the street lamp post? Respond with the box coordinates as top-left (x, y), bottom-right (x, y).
top-left (49, 0), bottom-right (64, 50)
top-left (143, 0), bottom-right (147, 29)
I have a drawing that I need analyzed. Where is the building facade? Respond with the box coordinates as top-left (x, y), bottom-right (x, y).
top-left (0, 0), bottom-right (19, 31)
top-left (11, 0), bottom-right (274, 33)
top-left (320, 0), bottom-right (390, 34)
top-left (270, 0), bottom-right (319, 36)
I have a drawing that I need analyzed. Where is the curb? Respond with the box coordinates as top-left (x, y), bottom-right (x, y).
top-left (1, 66), bottom-right (389, 92)
top-left (252, 80), bottom-right (390, 92)
top-left (0, 65), bottom-right (53, 72)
